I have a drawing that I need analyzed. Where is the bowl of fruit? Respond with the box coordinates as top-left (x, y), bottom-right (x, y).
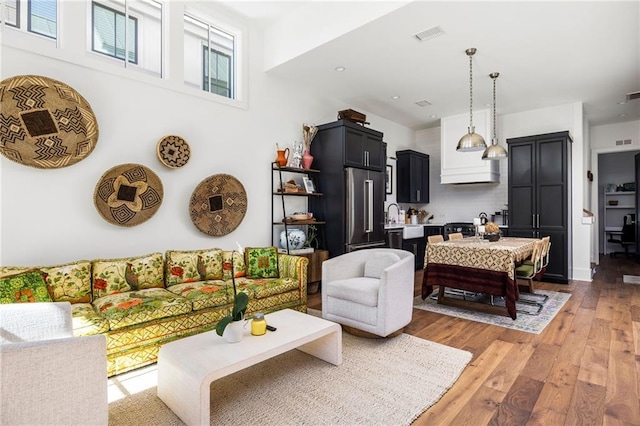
top-left (483, 222), bottom-right (501, 242)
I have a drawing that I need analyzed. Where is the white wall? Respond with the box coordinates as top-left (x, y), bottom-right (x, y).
top-left (0, 2), bottom-right (413, 265)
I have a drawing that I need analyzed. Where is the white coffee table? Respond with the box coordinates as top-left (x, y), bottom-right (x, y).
top-left (157, 308), bottom-right (342, 426)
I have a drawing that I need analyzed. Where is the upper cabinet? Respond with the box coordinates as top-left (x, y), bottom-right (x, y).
top-left (440, 109), bottom-right (499, 184)
top-left (396, 150), bottom-right (429, 203)
top-left (317, 120), bottom-right (386, 172)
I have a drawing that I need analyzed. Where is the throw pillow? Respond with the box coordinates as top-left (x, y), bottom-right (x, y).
top-left (364, 252), bottom-right (401, 279)
top-left (92, 252), bottom-right (164, 299)
top-left (245, 247), bottom-right (279, 279)
top-left (1, 262), bottom-right (92, 303)
top-left (0, 270), bottom-right (53, 303)
top-left (222, 250), bottom-right (247, 280)
top-left (165, 248), bottom-right (224, 287)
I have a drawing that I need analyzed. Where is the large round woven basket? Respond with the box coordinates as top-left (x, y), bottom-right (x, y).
top-left (0, 75), bottom-right (99, 169)
top-left (189, 174), bottom-right (247, 236)
top-left (94, 163), bottom-right (163, 227)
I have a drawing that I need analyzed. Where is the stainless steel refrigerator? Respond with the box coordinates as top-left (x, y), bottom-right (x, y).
top-left (345, 167), bottom-right (386, 252)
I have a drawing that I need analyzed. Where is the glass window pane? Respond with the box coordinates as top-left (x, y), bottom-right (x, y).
top-left (4, 0), bottom-right (19, 27)
top-left (92, 2), bottom-right (137, 64)
top-left (28, 0), bottom-right (57, 39)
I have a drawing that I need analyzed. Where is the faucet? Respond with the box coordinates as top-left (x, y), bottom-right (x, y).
top-left (386, 203), bottom-right (400, 224)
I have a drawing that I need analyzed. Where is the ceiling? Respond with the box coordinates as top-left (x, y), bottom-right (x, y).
top-left (220, 1), bottom-right (640, 130)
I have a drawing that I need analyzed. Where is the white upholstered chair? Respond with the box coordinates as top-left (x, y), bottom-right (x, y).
top-left (0, 302), bottom-right (108, 426)
top-left (321, 248), bottom-right (415, 337)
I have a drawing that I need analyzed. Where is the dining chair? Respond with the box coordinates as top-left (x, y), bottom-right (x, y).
top-left (448, 233), bottom-right (463, 241)
top-left (427, 234), bottom-right (444, 244)
top-left (515, 239), bottom-right (545, 294)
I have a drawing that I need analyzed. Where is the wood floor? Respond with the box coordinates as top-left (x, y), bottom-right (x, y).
top-left (307, 255), bottom-right (640, 425)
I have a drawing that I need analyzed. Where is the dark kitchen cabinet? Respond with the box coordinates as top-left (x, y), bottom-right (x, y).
top-left (316, 119), bottom-right (386, 171)
top-left (396, 150), bottom-right (429, 203)
top-left (507, 131), bottom-right (572, 283)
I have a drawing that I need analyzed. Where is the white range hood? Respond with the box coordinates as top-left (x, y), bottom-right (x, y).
top-left (440, 109), bottom-right (500, 184)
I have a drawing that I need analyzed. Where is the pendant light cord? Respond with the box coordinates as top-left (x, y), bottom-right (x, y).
top-left (469, 53), bottom-right (474, 129)
top-left (492, 75), bottom-right (497, 141)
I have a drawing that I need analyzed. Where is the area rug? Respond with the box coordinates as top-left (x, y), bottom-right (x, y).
top-left (109, 332), bottom-right (472, 425)
top-left (413, 289), bottom-right (571, 334)
top-left (623, 275), bottom-right (640, 284)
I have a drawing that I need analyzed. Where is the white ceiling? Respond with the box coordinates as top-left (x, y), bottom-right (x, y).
top-left (221, 0), bottom-right (640, 130)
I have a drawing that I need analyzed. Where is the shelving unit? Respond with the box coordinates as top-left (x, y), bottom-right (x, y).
top-left (271, 163), bottom-right (328, 292)
top-left (603, 190), bottom-right (635, 255)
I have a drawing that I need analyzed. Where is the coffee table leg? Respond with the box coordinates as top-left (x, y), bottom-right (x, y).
top-left (296, 326), bottom-right (342, 365)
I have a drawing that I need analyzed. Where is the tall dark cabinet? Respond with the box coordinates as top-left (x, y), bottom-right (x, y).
top-left (396, 150), bottom-right (429, 203)
top-left (310, 120), bottom-right (387, 257)
top-left (507, 131), bottom-right (572, 283)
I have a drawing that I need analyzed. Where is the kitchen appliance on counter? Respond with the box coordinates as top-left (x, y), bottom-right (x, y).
top-left (443, 222), bottom-right (477, 239)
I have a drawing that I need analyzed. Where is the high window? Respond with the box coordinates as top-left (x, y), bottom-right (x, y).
top-left (90, 0), bottom-right (163, 77)
top-left (184, 13), bottom-right (235, 99)
top-left (3, 0), bottom-right (57, 39)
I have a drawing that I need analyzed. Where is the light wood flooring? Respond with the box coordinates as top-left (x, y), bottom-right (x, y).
top-left (307, 254), bottom-right (640, 425)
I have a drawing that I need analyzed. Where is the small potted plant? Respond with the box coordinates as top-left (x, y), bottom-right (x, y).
top-left (216, 252), bottom-right (249, 342)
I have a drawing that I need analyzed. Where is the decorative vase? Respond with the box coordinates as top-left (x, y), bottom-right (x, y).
top-left (275, 148), bottom-right (290, 167)
top-left (279, 228), bottom-right (307, 249)
top-left (302, 150), bottom-right (314, 169)
top-left (222, 320), bottom-right (245, 343)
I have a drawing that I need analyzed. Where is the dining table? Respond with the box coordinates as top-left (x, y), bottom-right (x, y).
top-left (421, 236), bottom-right (539, 319)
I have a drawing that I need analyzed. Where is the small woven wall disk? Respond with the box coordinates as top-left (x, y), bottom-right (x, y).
top-left (189, 174), bottom-right (247, 236)
top-left (156, 135), bottom-right (190, 168)
top-left (94, 163), bottom-right (163, 227)
top-left (0, 75), bottom-right (99, 168)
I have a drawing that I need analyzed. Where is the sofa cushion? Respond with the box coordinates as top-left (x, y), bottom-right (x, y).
top-left (222, 250), bottom-right (246, 280)
top-left (92, 252), bottom-right (164, 299)
top-left (233, 277), bottom-right (300, 299)
top-left (1, 261), bottom-right (92, 303)
top-left (71, 303), bottom-right (110, 335)
top-left (165, 281), bottom-right (233, 311)
top-left (245, 247), bottom-right (279, 278)
top-left (92, 288), bottom-right (192, 330)
top-left (325, 277), bottom-right (380, 307)
top-left (0, 270), bottom-right (52, 303)
top-left (165, 248), bottom-right (224, 287)
top-left (364, 252), bottom-right (401, 279)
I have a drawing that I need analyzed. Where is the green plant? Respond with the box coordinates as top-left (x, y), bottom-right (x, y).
top-left (215, 251), bottom-right (249, 336)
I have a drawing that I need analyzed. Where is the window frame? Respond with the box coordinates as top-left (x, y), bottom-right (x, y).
top-left (27, 0), bottom-right (57, 39)
top-left (3, 0), bottom-right (20, 28)
top-left (91, 1), bottom-right (139, 64)
top-left (202, 44), bottom-right (232, 98)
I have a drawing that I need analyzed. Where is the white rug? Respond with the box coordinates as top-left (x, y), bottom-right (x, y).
top-left (623, 275), bottom-right (640, 284)
top-left (413, 289), bottom-right (571, 334)
top-left (109, 332), bottom-right (472, 425)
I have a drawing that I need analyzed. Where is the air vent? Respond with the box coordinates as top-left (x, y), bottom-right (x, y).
top-left (415, 100), bottom-right (432, 107)
top-left (615, 139), bottom-right (633, 146)
top-left (626, 91), bottom-right (640, 101)
top-left (414, 26), bottom-right (445, 42)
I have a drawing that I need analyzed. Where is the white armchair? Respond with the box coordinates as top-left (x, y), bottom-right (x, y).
top-left (321, 248), bottom-right (415, 337)
top-left (0, 302), bottom-right (108, 426)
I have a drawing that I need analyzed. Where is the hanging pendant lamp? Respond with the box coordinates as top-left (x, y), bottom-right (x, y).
top-left (482, 72), bottom-right (508, 160)
top-left (457, 48), bottom-right (486, 152)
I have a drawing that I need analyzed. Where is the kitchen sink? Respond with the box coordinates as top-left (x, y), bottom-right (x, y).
top-left (402, 225), bottom-right (424, 239)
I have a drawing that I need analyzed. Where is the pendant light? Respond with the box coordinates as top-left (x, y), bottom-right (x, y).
top-left (457, 48), bottom-right (487, 152)
top-left (482, 72), bottom-right (508, 160)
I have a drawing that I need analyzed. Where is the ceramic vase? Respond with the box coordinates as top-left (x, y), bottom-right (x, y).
top-left (222, 320), bottom-right (245, 343)
top-left (280, 228), bottom-right (306, 249)
top-left (302, 150), bottom-right (314, 169)
top-left (275, 148), bottom-right (290, 167)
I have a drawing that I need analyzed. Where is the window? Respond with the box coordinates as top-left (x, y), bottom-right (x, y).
top-left (4, 0), bottom-right (57, 38)
top-left (92, 2), bottom-right (138, 63)
top-left (184, 13), bottom-right (236, 99)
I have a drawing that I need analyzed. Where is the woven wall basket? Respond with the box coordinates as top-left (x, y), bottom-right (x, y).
top-left (94, 163), bottom-right (163, 227)
top-left (0, 75), bottom-right (99, 169)
top-left (157, 135), bottom-right (190, 168)
top-left (189, 174), bottom-right (247, 236)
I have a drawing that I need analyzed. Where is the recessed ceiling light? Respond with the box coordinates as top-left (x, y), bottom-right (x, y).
top-left (620, 113), bottom-right (627, 117)
top-left (618, 101), bottom-right (627, 105)
top-left (392, 95), bottom-right (400, 100)
top-left (429, 115), bottom-right (437, 118)
top-left (415, 100), bottom-right (432, 107)
top-left (335, 66), bottom-right (346, 72)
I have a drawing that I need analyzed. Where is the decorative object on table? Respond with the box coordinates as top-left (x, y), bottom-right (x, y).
top-left (0, 74), bottom-right (99, 169)
top-left (215, 250), bottom-right (249, 343)
top-left (456, 48), bottom-right (487, 152)
top-left (189, 174), bottom-right (247, 236)
top-left (385, 164), bottom-right (393, 194)
top-left (481, 72), bottom-right (508, 160)
top-left (484, 221), bottom-right (501, 241)
top-left (289, 140), bottom-right (303, 168)
top-left (301, 123), bottom-right (318, 169)
top-left (302, 176), bottom-right (315, 193)
top-left (156, 135), bottom-right (190, 168)
top-left (337, 108), bottom-right (369, 125)
top-left (251, 312), bottom-right (267, 336)
top-left (275, 144), bottom-right (289, 167)
top-left (94, 163), bottom-right (163, 227)
top-left (280, 227), bottom-right (306, 249)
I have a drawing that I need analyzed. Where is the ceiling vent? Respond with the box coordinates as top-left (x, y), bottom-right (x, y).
top-left (626, 91), bottom-right (640, 101)
top-left (615, 139), bottom-right (633, 146)
top-left (415, 100), bottom-right (432, 107)
top-left (414, 26), bottom-right (445, 42)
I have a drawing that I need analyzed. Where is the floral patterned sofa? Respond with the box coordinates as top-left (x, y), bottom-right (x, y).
top-left (0, 247), bottom-right (308, 376)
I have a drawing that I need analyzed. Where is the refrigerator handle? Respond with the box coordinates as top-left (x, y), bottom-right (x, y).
top-left (365, 179), bottom-right (373, 233)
